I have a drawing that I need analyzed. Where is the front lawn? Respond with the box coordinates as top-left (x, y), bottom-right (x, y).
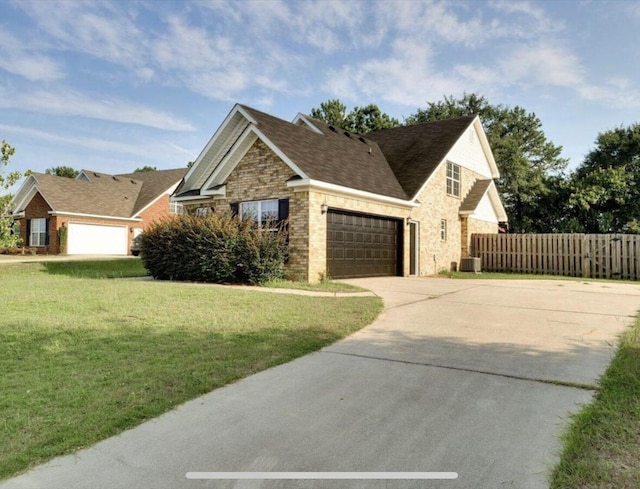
top-left (549, 315), bottom-right (640, 487)
top-left (0, 261), bottom-right (382, 480)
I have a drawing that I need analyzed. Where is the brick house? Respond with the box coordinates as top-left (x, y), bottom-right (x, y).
top-left (173, 104), bottom-right (507, 281)
top-left (10, 168), bottom-right (186, 255)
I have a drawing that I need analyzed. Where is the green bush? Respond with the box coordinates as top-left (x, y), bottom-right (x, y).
top-left (139, 214), bottom-right (288, 285)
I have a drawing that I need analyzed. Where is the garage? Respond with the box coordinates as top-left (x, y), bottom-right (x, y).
top-left (67, 223), bottom-right (128, 255)
top-left (326, 210), bottom-right (401, 279)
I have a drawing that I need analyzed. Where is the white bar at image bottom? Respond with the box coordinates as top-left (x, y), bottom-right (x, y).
top-left (186, 472), bottom-right (458, 480)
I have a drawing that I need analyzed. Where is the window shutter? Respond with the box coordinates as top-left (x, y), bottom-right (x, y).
top-left (26, 220), bottom-right (31, 246)
top-left (45, 219), bottom-right (50, 246)
top-left (230, 203), bottom-right (239, 217)
top-left (278, 199), bottom-right (289, 221)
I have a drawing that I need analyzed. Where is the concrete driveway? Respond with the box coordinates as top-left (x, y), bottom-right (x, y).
top-left (2, 277), bottom-right (639, 489)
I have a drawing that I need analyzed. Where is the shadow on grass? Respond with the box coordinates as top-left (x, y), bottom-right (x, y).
top-left (0, 323), bottom-right (344, 480)
top-left (41, 259), bottom-right (148, 279)
top-left (1, 322), bottom-right (623, 485)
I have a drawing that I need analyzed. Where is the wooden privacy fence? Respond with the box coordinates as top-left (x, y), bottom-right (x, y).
top-left (471, 233), bottom-right (640, 280)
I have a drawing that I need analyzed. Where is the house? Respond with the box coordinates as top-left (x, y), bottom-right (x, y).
top-left (173, 104), bottom-right (507, 281)
top-left (10, 168), bottom-right (187, 255)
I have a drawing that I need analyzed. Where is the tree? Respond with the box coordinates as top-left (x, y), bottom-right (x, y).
top-left (406, 93), bottom-right (568, 232)
top-left (1, 140), bottom-right (26, 248)
top-left (45, 166), bottom-right (79, 178)
top-left (569, 123), bottom-right (640, 233)
top-left (134, 165), bottom-right (158, 173)
top-left (310, 99), bottom-right (348, 129)
top-left (310, 99), bottom-right (399, 133)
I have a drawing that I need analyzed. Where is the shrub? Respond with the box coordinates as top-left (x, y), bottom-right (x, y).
top-left (139, 214), bottom-right (288, 285)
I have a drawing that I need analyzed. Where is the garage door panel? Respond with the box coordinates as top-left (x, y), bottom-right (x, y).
top-left (67, 223), bottom-right (128, 255)
top-left (327, 210), bottom-right (400, 279)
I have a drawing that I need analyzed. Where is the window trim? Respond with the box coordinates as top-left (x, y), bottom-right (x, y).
top-left (169, 201), bottom-right (184, 214)
top-left (30, 218), bottom-right (47, 247)
top-left (240, 199), bottom-right (280, 225)
top-left (440, 219), bottom-right (447, 241)
top-left (446, 161), bottom-right (461, 197)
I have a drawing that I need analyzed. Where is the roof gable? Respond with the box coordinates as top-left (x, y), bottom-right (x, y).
top-left (241, 106), bottom-right (408, 200)
top-left (11, 168), bottom-right (185, 219)
top-left (176, 104), bottom-right (503, 205)
top-left (460, 179), bottom-right (508, 222)
top-left (364, 116), bottom-right (477, 199)
top-left (116, 168), bottom-right (187, 216)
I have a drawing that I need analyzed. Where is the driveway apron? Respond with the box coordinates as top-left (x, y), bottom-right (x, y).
top-left (2, 277), bottom-right (639, 489)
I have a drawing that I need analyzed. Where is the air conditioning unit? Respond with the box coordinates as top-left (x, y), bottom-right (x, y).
top-left (460, 257), bottom-right (481, 273)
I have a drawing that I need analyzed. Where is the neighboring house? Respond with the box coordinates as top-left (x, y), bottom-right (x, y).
top-left (10, 168), bottom-right (187, 255)
top-left (173, 104), bottom-right (507, 281)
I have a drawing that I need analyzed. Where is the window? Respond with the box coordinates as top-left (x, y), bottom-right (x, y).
top-left (30, 218), bottom-right (47, 246)
top-left (169, 201), bottom-right (183, 214)
top-left (241, 199), bottom-right (280, 225)
top-left (440, 219), bottom-right (447, 241)
top-left (446, 162), bottom-right (460, 197)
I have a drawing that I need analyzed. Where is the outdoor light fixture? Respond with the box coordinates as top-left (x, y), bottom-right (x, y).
top-left (321, 203), bottom-right (328, 214)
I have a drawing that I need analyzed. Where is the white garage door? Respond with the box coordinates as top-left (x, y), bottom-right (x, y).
top-left (67, 223), bottom-right (128, 255)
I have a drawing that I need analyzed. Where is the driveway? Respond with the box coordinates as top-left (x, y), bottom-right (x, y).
top-left (2, 277), bottom-right (639, 489)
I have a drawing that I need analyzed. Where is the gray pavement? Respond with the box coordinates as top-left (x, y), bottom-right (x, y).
top-left (2, 276), bottom-right (639, 489)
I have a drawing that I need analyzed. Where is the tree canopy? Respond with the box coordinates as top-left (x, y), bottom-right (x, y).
top-left (134, 165), bottom-right (158, 173)
top-left (567, 124), bottom-right (640, 233)
top-left (405, 93), bottom-right (568, 233)
top-left (45, 166), bottom-right (79, 178)
top-left (1, 140), bottom-right (26, 247)
top-left (310, 99), bottom-right (399, 133)
top-left (311, 94), bottom-right (568, 233)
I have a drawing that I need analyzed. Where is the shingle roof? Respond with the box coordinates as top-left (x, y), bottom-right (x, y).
top-left (116, 168), bottom-right (187, 215)
top-left (460, 179), bottom-right (493, 213)
top-left (363, 116), bottom-right (476, 199)
top-left (177, 104), bottom-right (481, 202)
top-left (26, 168), bottom-right (186, 218)
top-left (241, 105), bottom-right (409, 200)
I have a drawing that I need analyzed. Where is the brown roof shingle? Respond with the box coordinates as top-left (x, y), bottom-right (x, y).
top-left (460, 179), bottom-right (493, 213)
top-left (242, 105), bottom-right (409, 200)
top-left (28, 168), bottom-right (186, 218)
top-left (363, 116), bottom-right (476, 199)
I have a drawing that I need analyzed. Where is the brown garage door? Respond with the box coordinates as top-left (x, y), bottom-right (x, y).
top-left (327, 210), bottom-right (401, 279)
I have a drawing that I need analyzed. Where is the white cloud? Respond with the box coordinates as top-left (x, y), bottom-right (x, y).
top-left (0, 86), bottom-right (194, 131)
top-left (0, 123), bottom-right (192, 162)
top-left (14, 0), bottom-right (148, 72)
top-left (498, 44), bottom-right (585, 88)
top-left (326, 39), bottom-right (466, 107)
top-left (0, 31), bottom-right (65, 81)
top-left (152, 15), bottom-right (252, 101)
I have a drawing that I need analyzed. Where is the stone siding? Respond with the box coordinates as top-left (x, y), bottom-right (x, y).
top-left (183, 139), bottom-right (311, 281)
top-left (410, 163), bottom-right (491, 275)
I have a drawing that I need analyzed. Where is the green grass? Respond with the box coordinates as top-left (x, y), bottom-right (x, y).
top-left (439, 270), bottom-right (639, 284)
top-left (41, 258), bottom-right (148, 278)
top-left (549, 316), bottom-right (640, 488)
top-left (0, 261), bottom-right (382, 480)
top-left (262, 279), bottom-right (367, 293)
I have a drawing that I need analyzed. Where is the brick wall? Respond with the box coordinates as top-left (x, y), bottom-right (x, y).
top-left (19, 192), bottom-right (58, 254)
top-left (410, 163), bottom-right (492, 275)
top-left (138, 194), bottom-right (174, 227)
top-left (180, 138), bottom-right (503, 281)
top-left (183, 139), bottom-right (312, 280)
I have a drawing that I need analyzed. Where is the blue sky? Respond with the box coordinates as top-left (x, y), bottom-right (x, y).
top-left (1, 0), bottom-right (639, 184)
